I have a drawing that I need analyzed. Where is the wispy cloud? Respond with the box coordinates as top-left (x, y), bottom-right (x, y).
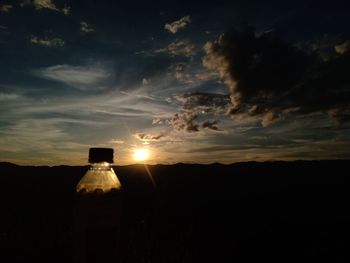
top-left (20, 0), bottom-right (71, 14)
top-left (80, 21), bottom-right (95, 33)
top-left (2, 81), bottom-right (348, 165)
top-left (261, 111), bottom-right (280, 127)
top-left (334, 40), bottom-right (350, 54)
top-left (164, 16), bottom-right (191, 34)
top-left (142, 78), bottom-right (151, 85)
top-left (169, 62), bottom-right (217, 84)
top-left (152, 118), bottom-right (162, 125)
top-left (0, 118), bottom-right (92, 165)
top-left (0, 86), bottom-right (178, 164)
top-left (109, 139), bottom-right (125, 144)
top-left (0, 4), bottom-right (13, 13)
top-left (155, 122), bottom-right (350, 163)
top-left (173, 92), bottom-right (229, 112)
top-left (20, 0), bottom-right (58, 11)
top-left (30, 36), bottom-right (65, 47)
top-left (35, 64), bottom-right (112, 90)
top-left (62, 5), bottom-right (70, 15)
top-left (156, 40), bottom-right (195, 57)
top-left (135, 132), bottom-right (167, 142)
top-left (0, 93), bottom-right (21, 101)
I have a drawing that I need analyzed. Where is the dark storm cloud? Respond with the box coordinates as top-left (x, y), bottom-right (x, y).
top-left (203, 28), bottom-right (350, 126)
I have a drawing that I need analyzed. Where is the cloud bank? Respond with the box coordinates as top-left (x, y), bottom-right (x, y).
top-left (203, 28), bottom-right (350, 127)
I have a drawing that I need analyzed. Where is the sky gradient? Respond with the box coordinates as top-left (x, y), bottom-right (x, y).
top-left (1, 0), bottom-right (350, 165)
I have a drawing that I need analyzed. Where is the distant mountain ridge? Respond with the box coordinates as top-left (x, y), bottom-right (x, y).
top-left (1, 159), bottom-right (349, 168)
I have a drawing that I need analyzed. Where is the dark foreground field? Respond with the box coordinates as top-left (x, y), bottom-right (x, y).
top-left (1, 160), bottom-right (350, 263)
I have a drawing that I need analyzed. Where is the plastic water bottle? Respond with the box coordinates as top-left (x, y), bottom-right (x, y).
top-left (76, 148), bottom-right (121, 193)
top-left (75, 148), bottom-right (123, 263)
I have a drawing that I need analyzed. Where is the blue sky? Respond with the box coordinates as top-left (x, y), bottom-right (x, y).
top-left (0, 0), bottom-right (350, 165)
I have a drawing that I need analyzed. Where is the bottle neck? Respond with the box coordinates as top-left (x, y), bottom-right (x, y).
top-left (89, 162), bottom-right (113, 170)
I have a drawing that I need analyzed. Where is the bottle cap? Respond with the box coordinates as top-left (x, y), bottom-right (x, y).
top-left (88, 148), bottom-right (114, 163)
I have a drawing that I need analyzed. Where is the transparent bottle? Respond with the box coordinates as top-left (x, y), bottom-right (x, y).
top-left (76, 148), bottom-right (121, 193)
top-left (75, 148), bottom-right (122, 263)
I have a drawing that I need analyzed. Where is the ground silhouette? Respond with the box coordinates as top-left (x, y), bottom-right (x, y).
top-left (1, 160), bottom-right (349, 262)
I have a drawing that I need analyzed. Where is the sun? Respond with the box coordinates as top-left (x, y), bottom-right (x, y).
top-left (133, 148), bottom-right (150, 161)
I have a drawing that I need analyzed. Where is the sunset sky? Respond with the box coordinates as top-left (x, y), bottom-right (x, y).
top-left (0, 0), bottom-right (350, 165)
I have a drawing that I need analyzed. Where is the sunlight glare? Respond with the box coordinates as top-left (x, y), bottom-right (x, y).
top-left (133, 148), bottom-right (150, 161)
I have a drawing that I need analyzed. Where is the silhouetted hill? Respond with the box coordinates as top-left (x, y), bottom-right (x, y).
top-left (1, 160), bottom-right (350, 263)
top-left (0, 162), bottom-right (19, 168)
